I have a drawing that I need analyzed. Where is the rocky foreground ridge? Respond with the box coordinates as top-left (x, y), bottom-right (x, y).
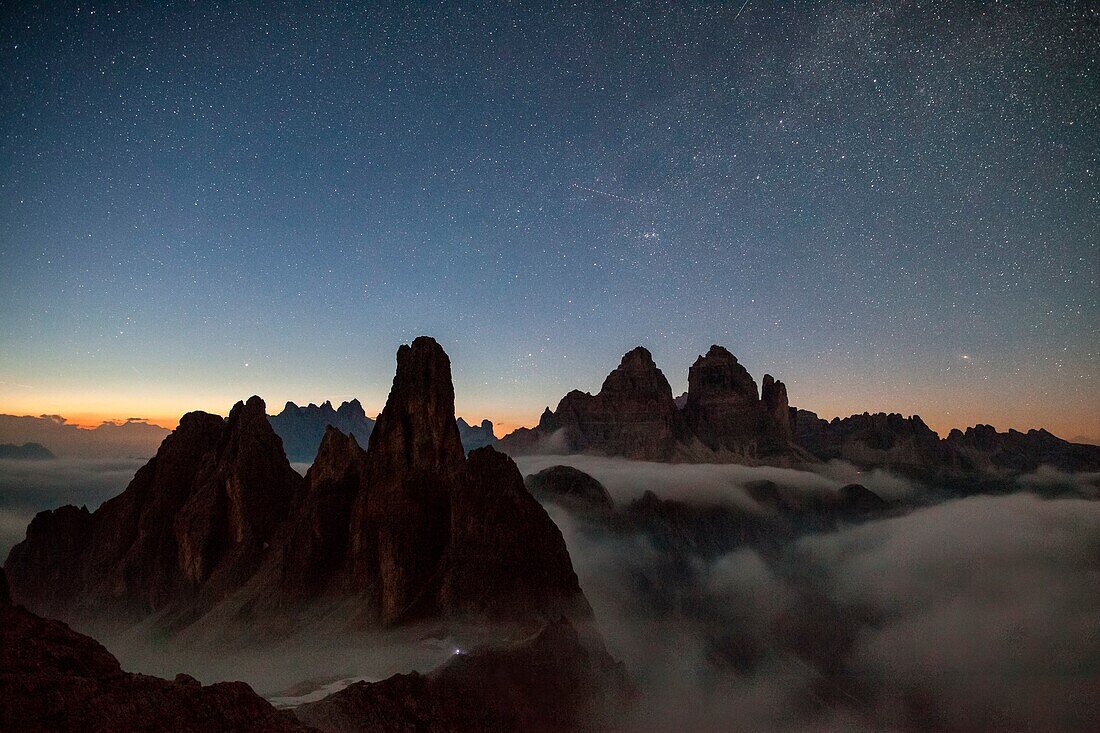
top-left (5, 337), bottom-right (587, 635)
top-left (0, 567), bottom-right (626, 732)
top-left (500, 345), bottom-right (1100, 479)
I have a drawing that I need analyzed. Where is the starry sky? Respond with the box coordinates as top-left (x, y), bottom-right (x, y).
top-left (1, 1), bottom-right (1097, 440)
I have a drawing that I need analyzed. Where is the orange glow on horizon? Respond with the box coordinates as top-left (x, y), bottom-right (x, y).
top-left (1, 400), bottom-right (1096, 445)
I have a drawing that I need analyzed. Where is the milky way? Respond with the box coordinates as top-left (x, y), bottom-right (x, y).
top-left (1, 1), bottom-right (1096, 438)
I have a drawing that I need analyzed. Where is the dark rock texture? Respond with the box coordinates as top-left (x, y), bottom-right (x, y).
top-left (273, 337), bottom-right (590, 627)
top-left (0, 442), bottom-right (54, 460)
top-left (794, 410), bottom-right (947, 473)
top-left (5, 397), bottom-right (303, 628)
top-left (500, 345), bottom-right (795, 461)
top-left (5, 337), bottom-right (590, 636)
top-left (0, 568), bottom-right (309, 732)
top-left (525, 466), bottom-right (615, 519)
top-left (682, 346), bottom-right (792, 457)
top-left (502, 347), bottom-right (683, 460)
top-left (555, 347), bottom-right (682, 460)
top-left (295, 618), bottom-right (630, 733)
top-left (437, 447), bottom-right (589, 622)
top-left (277, 427), bottom-right (370, 598)
top-left (792, 410), bottom-right (1100, 480)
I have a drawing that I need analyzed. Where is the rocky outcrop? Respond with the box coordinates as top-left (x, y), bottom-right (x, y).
top-left (302, 337), bottom-right (589, 627)
top-left (761, 374), bottom-right (791, 438)
top-left (502, 347), bottom-right (683, 460)
top-left (276, 428), bottom-right (369, 598)
top-left (294, 618), bottom-right (630, 733)
top-left (553, 347), bottom-right (682, 460)
top-left (270, 400), bottom-right (375, 463)
top-left (438, 448), bottom-right (588, 622)
top-left (525, 466), bottom-right (615, 519)
top-left (3, 505), bottom-right (92, 619)
top-left (0, 575), bottom-right (309, 732)
top-left (347, 337), bottom-right (468, 623)
top-left (682, 346), bottom-right (792, 457)
top-left (5, 337), bottom-right (591, 636)
top-left (500, 345), bottom-right (795, 461)
top-left (5, 397), bottom-right (303, 628)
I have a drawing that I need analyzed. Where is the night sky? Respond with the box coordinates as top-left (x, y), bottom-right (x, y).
top-left (1, 1), bottom-right (1097, 439)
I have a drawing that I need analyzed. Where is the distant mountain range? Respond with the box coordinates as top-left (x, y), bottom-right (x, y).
top-left (499, 345), bottom-right (1100, 482)
top-left (268, 399), bottom-right (497, 463)
top-left (0, 442), bottom-right (54, 461)
top-left (0, 415), bottom-right (169, 459)
top-left (2, 337), bottom-right (1096, 731)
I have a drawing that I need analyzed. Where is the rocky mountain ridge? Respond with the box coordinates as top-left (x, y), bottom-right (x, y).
top-left (270, 399), bottom-right (497, 463)
top-left (499, 345), bottom-right (1100, 478)
top-left (4, 338), bottom-right (587, 636)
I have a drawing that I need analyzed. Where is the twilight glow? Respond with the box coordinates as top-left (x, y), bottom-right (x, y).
top-left (1, 2), bottom-right (1096, 441)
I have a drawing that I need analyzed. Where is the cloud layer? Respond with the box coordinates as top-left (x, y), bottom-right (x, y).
top-left (537, 467), bottom-right (1100, 732)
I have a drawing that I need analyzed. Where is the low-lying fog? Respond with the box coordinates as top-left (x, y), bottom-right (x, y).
top-left (516, 455), bottom-right (1100, 732)
top-left (2, 453), bottom-right (1097, 730)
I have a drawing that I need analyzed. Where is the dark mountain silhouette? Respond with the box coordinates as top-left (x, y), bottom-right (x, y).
top-left (5, 398), bottom-right (302, 628)
top-left (5, 337), bottom-right (589, 635)
top-left (499, 345), bottom-right (1100, 479)
top-left (269, 399), bottom-right (375, 462)
top-left (795, 410), bottom-right (1100, 480)
top-left (501, 345), bottom-right (795, 461)
top-left (0, 569), bottom-right (309, 732)
top-left (0, 442), bottom-right (54, 460)
top-left (455, 416), bottom-right (498, 452)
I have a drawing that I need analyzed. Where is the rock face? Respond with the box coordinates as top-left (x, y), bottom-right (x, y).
top-left (6, 337), bottom-right (590, 635)
top-left (553, 347), bottom-right (682, 460)
top-left (793, 410), bottom-right (946, 472)
top-left (0, 442), bottom-right (54, 460)
top-left (500, 345), bottom-right (796, 461)
top-left (279, 337), bottom-right (589, 627)
top-left (525, 466), bottom-right (615, 519)
top-left (502, 347), bottom-right (684, 460)
top-left (270, 399), bottom-right (376, 463)
top-left (294, 618), bottom-right (630, 733)
top-left (5, 397), bottom-right (302, 628)
top-left (682, 346), bottom-right (791, 456)
top-left (276, 428), bottom-right (370, 598)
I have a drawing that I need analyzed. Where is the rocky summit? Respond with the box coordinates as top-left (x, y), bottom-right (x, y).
top-left (4, 337), bottom-right (588, 634)
top-left (498, 345), bottom-right (1100, 481)
top-left (500, 344), bottom-right (795, 461)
